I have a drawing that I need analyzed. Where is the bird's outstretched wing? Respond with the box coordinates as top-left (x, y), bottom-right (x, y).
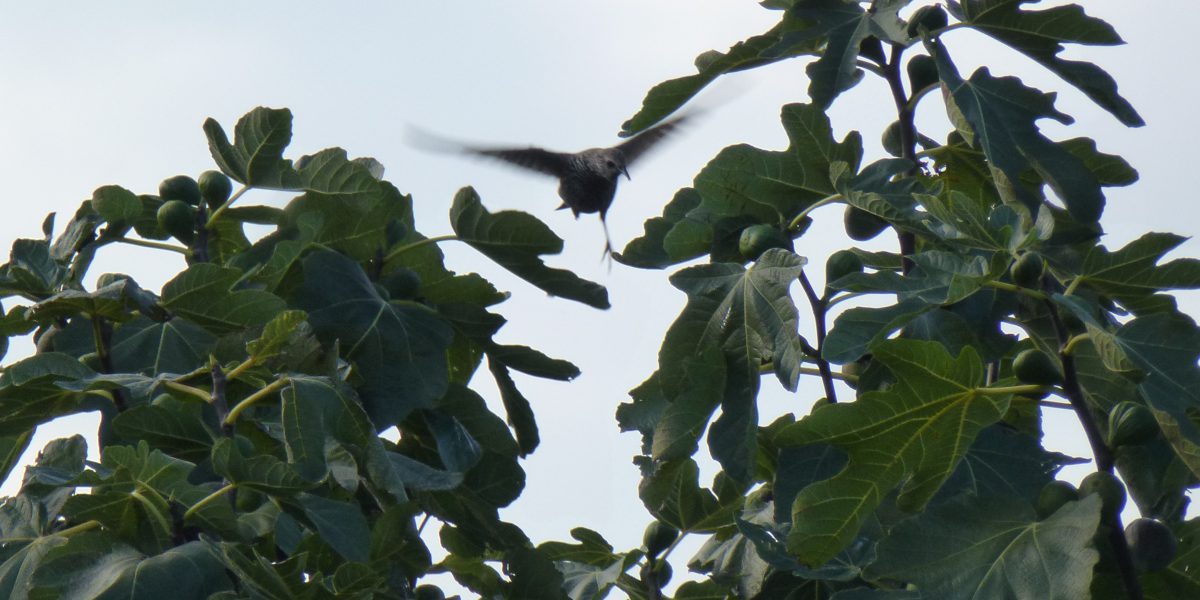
top-left (469, 147), bottom-right (574, 178)
top-left (406, 125), bottom-right (573, 178)
top-left (615, 114), bottom-right (690, 166)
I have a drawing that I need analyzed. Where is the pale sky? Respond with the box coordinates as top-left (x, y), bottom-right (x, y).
top-left (1, 1), bottom-right (1196, 594)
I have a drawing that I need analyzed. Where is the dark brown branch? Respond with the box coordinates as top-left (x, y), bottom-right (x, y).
top-left (881, 43), bottom-right (918, 274)
top-left (1044, 300), bottom-right (1142, 600)
top-left (799, 272), bottom-right (838, 403)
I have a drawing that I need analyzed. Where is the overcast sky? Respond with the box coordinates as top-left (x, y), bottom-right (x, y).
top-left (1, 0), bottom-right (1195, 593)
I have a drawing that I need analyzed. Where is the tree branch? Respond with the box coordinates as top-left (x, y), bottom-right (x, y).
top-left (799, 271), bottom-right (837, 403)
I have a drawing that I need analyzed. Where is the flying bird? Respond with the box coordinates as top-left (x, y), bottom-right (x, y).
top-left (409, 114), bottom-right (691, 258)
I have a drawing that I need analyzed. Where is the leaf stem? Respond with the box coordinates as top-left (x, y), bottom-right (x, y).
top-left (54, 519), bottom-right (102, 538)
top-left (1062, 333), bottom-right (1091, 357)
top-left (115, 237), bottom-right (192, 256)
top-left (383, 234), bottom-right (459, 263)
top-left (205, 185), bottom-right (249, 229)
top-left (788, 194), bottom-right (842, 232)
top-left (224, 357), bottom-right (257, 382)
top-left (184, 483), bottom-right (236, 522)
top-left (224, 378), bottom-right (290, 426)
top-left (163, 380), bottom-right (213, 404)
top-left (983, 279), bottom-right (1048, 301)
top-left (1063, 277), bottom-right (1084, 297)
top-left (131, 489), bottom-right (174, 537)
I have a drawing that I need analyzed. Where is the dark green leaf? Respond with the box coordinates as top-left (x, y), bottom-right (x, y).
top-left (450, 187), bottom-right (609, 309)
top-left (292, 250), bottom-right (452, 428)
top-left (111, 405), bottom-right (214, 463)
top-left (771, 0), bottom-right (906, 108)
top-left (210, 438), bottom-right (311, 494)
top-left (1074, 233), bottom-right (1200, 306)
top-left (823, 298), bottom-right (930, 364)
top-left (91, 185), bottom-right (142, 228)
top-left (109, 316), bottom-right (216, 376)
top-left (866, 495), bottom-right (1101, 599)
top-left (778, 340), bottom-right (1010, 565)
top-left (948, 0), bottom-right (1143, 126)
top-left (161, 263), bottom-right (285, 335)
top-left (928, 40), bottom-right (1104, 222)
top-left (486, 344), bottom-right (579, 381)
top-left (290, 492), bottom-right (371, 563)
top-left (487, 357), bottom-right (539, 456)
top-left (203, 107), bottom-right (301, 189)
top-left (639, 459), bottom-right (741, 533)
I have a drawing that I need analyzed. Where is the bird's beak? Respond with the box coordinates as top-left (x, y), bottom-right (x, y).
top-left (622, 166), bottom-right (630, 180)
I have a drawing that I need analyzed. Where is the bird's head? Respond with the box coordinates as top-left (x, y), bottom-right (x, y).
top-left (595, 149), bottom-right (630, 181)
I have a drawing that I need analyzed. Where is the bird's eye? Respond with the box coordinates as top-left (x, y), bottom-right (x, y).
top-left (606, 160), bottom-right (616, 168)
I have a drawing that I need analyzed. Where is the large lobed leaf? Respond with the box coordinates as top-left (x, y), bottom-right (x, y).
top-left (865, 494), bottom-right (1101, 599)
top-left (450, 187), bottom-right (609, 309)
top-left (948, 0), bottom-right (1143, 126)
top-left (777, 339), bottom-right (1011, 565)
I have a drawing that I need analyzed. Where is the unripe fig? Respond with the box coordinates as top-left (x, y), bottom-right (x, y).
top-left (907, 5), bottom-right (948, 37)
top-left (1125, 518), bottom-right (1177, 572)
top-left (1080, 471), bottom-right (1126, 517)
top-left (414, 585), bottom-right (446, 600)
top-left (643, 521), bottom-right (680, 557)
top-left (1036, 480), bottom-right (1079, 519)
top-left (843, 206), bottom-right (888, 241)
top-left (381, 267), bottom-right (422, 300)
top-left (906, 54), bottom-right (939, 94)
top-left (1010, 252), bottom-right (1045, 288)
top-left (1012, 348), bottom-right (1062, 386)
top-left (198, 170), bottom-right (233, 211)
top-left (1108, 401), bottom-right (1157, 447)
top-left (825, 250), bottom-right (864, 288)
top-left (158, 175), bottom-right (202, 206)
top-left (739, 224), bottom-right (790, 261)
top-left (156, 200), bottom-right (195, 244)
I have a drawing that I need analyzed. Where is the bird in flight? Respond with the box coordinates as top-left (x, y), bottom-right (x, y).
top-left (410, 115), bottom-right (690, 259)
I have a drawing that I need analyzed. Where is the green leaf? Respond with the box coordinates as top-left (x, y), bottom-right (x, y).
top-left (91, 185), bottom-right (142, 228)
top-left (30, 279), bottom-right (142, 324)
top-left (823, 298), bottom-right (930, 364)
top-left (621, 104), bottom-right (861, 269)
top-left (283, 151), bottom-right (412, 261)
top-left (109, 316), bottom-right (216, 376)
top-left (292, 250), bottom-right (452, 428)
top-left (948, 0), bottom-right (1143, 126)
top-left (0, 429), bottom-right (33, 487)
top-left (934, 425), bottom-right (1082, 504)
top-left (927, 40), bottom-right (1104, 222)
top-left (207, 543), bottom-right (311, 600)
top-left (486, 344), bottom-right (579, 381)
top-left (290, 492), bottom-right (372, 563)
top-left (203, 107), bottom-right (301, 189)
top-left (0, 535), bottom-right (68, 600)
top-left (621, 16), bottom-right (818, 134)
top-left (778, 340), bottom-right (1010, 565)
top-left (161, 263), bottom-right (285, 335)
top-left (28, 534), bottom-right (231, 600)
top-left (770, 0), bottom-right (906, 108)
top-left (111, 404), bottom-right (214, 463)
top-left (0, 354), bottom-right (106, 435)
top-left (211, 438), bottom-right (311, 494)
top-left (486, 357), bottom-right (540, 457)
top-left (3, 239), bottom-right (67, 297)
top-left (639, 459), bottom-right (741, 533)
top-left (865, 495), bottom-right (1101, 599)
top-left (1074, 233), bottom-right (1200, 307)
top-left (450, 187), bottom-right (609, 309)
